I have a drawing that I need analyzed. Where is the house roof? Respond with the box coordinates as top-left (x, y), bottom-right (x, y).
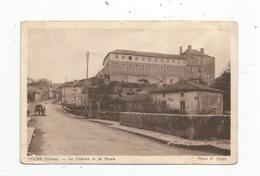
top-left (103, 49), bottom-right (181, 65)
top-left (72, 79), bottom-right (91, 87)
top-left (60, 80), bottom-right (77, 87)
top-left (150, 80), bottom-right (224, 94)
top-left (27, 86), bottom-right (42, 93)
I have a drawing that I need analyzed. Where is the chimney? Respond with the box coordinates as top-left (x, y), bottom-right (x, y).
top-left (187, 45), bottom-right (192, 51)
top-left (200, 48), bottom-right (204, 54)
top-left (179, 46), bottom-right (183, 54)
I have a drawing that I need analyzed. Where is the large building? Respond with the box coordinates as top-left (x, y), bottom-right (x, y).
top-left (97, 45), bottom-right (215, 85)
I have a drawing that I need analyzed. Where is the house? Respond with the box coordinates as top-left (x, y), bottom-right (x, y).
top-left (61, 80), bottom-right (83, 106)
top-left (60, 78), bottom-right (97, 106)
top-left (97, 45), bottom-right (215, 86)
top-left (28, 79), bottom-right (57, 100)
top-left (149, 80), bottom-right (224, 115)
top-left (27, 86), bottom-right (42, 102)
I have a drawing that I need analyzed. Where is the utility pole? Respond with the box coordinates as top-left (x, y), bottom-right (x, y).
top-left (86, 51), bottom-right (89, 79)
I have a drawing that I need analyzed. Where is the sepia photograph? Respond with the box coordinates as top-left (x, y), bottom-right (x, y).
top-left (20, 21), bottom-right (237, 164)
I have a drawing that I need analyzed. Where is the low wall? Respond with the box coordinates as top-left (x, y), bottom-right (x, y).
top-left (64, 106), bottom-right (85, 116)
top-left (98, 111), bottom-right (121, 121)
top-left (120, 112), bottom-right (230, 139)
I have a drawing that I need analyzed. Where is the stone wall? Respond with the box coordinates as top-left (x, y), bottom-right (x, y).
top-left (119, 112), bottom-right (230, 139)
top-left (199, 91), bottom-right (223, 114)
top-left (64, 105), bottom-right (85, 116)
top-left (152, 91), bottom-right (199, 114)
top-left (98, 111), bottom-right (121, 121)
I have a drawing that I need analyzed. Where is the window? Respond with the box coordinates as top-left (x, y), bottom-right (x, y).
top-left (172, 59), bottom-right (175, 63)
top-left (170, 79), bottom-right (173, 84)
top-left (168, 66), bottom-right (171, 73)
top-left (129, 56), bottom-right (132, 60)
top-left (73, 88), bottom-right (77, 92)
top-left (161, 59), bottom-right (164, 63)
top-left (167, 59), bottom-right (169, 63)
top-left (181, 92), bottom-right (184, 97)
top-left (135, 56), bottom-right (138, 61)
top-left (122, 56), bottom-right (125, 59)
top-left (154, 58), bottom-right (157, 62)
top-left (142, 57), bottom-right (145, 61)
top-left (178, 67), bottom-right (181, 74)
top-left (115, 63), bottom-right (118, 68)
top-left (148, 58), bottom-right (151, 62)
top-left (115, 55), bottom-right (118, 59)
top-left (142, 65), bottom-right (145, 71)
top-left (74, 97), bottom-right (77, 101)
top-left (163, 93), bottom-right (165, 98)
top-left (180, 101), bottom-right (185, 111)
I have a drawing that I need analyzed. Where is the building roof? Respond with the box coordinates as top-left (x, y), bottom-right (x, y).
top-left (103, 49), bottom-right (181, 65)
top-left (103, 47), bottom-right (214, 65)
top-left (182, 49), bottom-right (214, 58)
top-left (111, 49), bottom-right (180, 59)
top-left (150, 80), bottom-right (224, 94)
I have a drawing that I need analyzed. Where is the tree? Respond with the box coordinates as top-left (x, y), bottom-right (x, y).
top-left (213, 62), bottom-right (231, 113)
top-left (36, 78), bottom-right (51, 85)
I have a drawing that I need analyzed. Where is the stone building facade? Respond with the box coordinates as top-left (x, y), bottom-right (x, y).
top-left (97, 45), bottom-right (215, 86)
top-left (150, 80), bottom-right (224, 115)
top-left (61, 79), bottom-right (91, 106)
top-left (61, 81), bottom-right (83, 106)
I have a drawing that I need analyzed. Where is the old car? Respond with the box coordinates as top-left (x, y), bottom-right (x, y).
top-left (34, 104), bottom-right (46, 116)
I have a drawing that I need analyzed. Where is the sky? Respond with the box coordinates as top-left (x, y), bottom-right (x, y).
top-left (27, 24), bottom-right (231, 83)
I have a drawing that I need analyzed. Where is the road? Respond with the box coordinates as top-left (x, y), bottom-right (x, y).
top-left (29, 102), bottom-right (218, 155)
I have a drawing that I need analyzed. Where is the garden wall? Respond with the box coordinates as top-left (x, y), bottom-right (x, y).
top-left (64, 105), bottom-right (85, 116)
top-left (98, 111), bottom-right (121, 121)
top-left (119, 112), bottom-right (230, 139)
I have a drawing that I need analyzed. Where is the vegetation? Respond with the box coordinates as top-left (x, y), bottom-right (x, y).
top-left (213, 62), bottom-right (231, 113)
